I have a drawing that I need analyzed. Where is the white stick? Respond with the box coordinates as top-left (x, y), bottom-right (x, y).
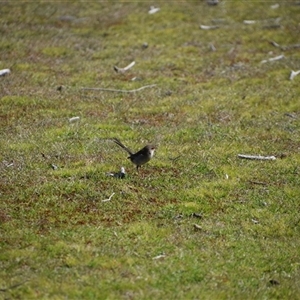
top-left (238, 154), bottom-right (276, 160)
top-left (0, 69), bottom-right (10, 76)
top-left (114, 61), bottom-right (135, 73)
top-left (102, 192), bottom-right (115, 202)
top-left (290, 70), bottom-right (300, 80)
top-left (152, 254), bottom-right (166, 260)
top-left (82, 84), bottom-right (156, 93)
top-left (200, 24), bottom-right (219, 30)
top-left (148, 6), bottom-right (160, 14)
top-left (261, 54), bottom-right (284, 64)
top-left (69, 116), bottom-right (80, 122)
top-left (243, 20), bottom-right (256, 24)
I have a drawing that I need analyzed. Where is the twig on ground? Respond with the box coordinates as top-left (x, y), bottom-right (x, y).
top-left (269, 41), bottom-right (300, 51)
top-left (102, 192), bottom-right (115, 202)
top-left (270, 40), bottom-right (280, 48)
top-left (284, 113), bottom-right (297, 119)
top-left (81, 84), bottom-right (156, 93)
top-left (148, 6), bottom-right (160, 14)
top-left (194, 224), bottom-right (203, 231)
top-left (210, 43), bottom-right (216, 51)
top-left (282, 43), bottom-right (300, 50)
top-left (152, 253), bottom-right (166, 260)
top-left (69, 116), bottom-right (80, 123)
top-left (270, 3), bottom-right (279, 9)
top-left (190, 213), bottom-right (203, 219)
top-left (261, 54), bottom-right (284, 64)
top-left (238, 154), bottom-right (276, 160)
top-left (243, 20), bottom-right (256, 24)
top-left (200, 24), bottom-right (219, 30)
top-left (114, 61), bottom-right (135, 73)
top-left (2, 160), bottom-right (14, 167)
top-left (106, 167), bottom-right (126, 179)
top-left (0, 281), bottom-right (28, 292)
top-left (169, 155), bottom-right (181, 162)
top-left (249, 180), bottom-right (267, 185)
top-left (0, 69), bottom-right (10, 76)
top-left (290, 70), bottom-right (300, 80)
top-left (51, 164), bottom-right (58, 170)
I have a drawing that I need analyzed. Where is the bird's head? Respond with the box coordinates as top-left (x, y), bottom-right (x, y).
top-left (147, 145), bottom-right (156, 158)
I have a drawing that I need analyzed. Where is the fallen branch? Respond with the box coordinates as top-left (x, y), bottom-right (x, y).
top-left (238, 154), bottom-right (276, 160)
top-left (82, 84), bottom-right (156, 93)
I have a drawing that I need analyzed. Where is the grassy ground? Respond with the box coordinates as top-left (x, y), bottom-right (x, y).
top-left (1, 1), bottom-right (300, 299)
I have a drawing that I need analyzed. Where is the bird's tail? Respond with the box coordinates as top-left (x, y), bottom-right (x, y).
top-left (112, 138), bottom-right (133, 155)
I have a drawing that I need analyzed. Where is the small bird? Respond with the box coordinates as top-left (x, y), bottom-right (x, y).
top-left (112, 138), bottom-right (156, 171)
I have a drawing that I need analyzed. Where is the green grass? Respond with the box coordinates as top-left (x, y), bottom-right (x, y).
top-left (1, 1), bottom-right (300, 299)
